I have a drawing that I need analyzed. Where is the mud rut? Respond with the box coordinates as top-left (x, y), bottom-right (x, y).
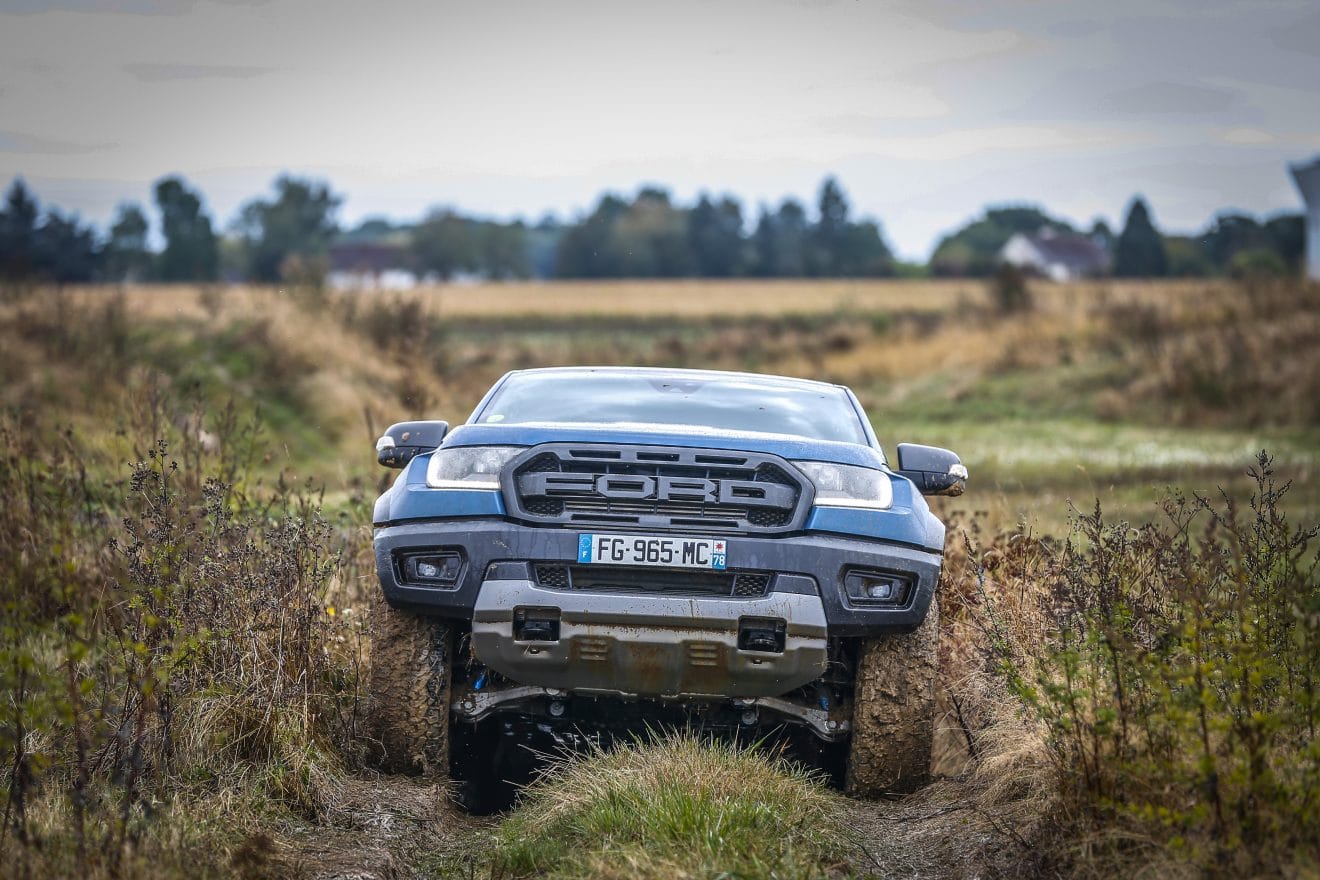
top-left (291, 605), bottom-right (1025, 878)
top-left (277, 670), bottom-right (1037, 879)
top-left (274, 772), bottom-right (1029, 880)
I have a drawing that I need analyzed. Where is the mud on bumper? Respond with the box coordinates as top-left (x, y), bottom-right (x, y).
top-left (471, 564), bottom-right (829, 698)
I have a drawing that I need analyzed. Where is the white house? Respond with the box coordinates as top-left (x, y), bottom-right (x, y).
top-left (999, 228), bottom-right (1109, 281)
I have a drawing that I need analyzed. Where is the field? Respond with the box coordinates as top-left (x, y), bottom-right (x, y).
top-left (13, 277), bottom-right (1315, 530)
top-left (1, 277), bottom-right (1317, 878)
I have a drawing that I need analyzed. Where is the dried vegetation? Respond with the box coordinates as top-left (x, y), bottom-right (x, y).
top-left (1, 277), bottom-right (1317, 878)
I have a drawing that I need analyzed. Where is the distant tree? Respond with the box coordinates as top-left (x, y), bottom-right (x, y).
top-left (1199, 212), bottom-right (1265, 271)
top-left (612, 188), bottom-right (693, 277)
top-left (0, 180), bottom-right (99, 284)
top-left (34, 209), bottom-right (99, 283)
top-left (1113, 197), bottom-right (1168, 278)
top-left (103, 203), bottom-right (153, 282)
top-left (552, 179), bottom-right (890, 278)
top-left (478, 221), bottom-right (530, 279)
top-left (557, 189), bottom-right (694, 278)
top-left (236, 175), bottom-right (341, 283)
top-left (410, 208), bottom-right (479, 280)
top-left (217, 234), bottom-right (248, 283)
top-left (930, 205), bottom-right (1073, 277)
top-left (1088, 219), bottom-right (1116, 256)
top-left (752, 199), bottom-right (809, 277)
top-left (836, 220), bottom-right (895, 277)
top-left (809, 177), bottom-right (849, 275)
top-left (555, 194), bottom-right (628, 278)
top-left (344, 216), bottom-right (398, 242)
top-left (1263, 214), bottom-right (1305, 274)
top-left (0, 178), bottom-right (40, 281)
top-left (1164, 235), bottom-right (1216, 277)
top-left (687, 194), bottom-right (745, 277)
top-left (1228, 247), bottom-right (1287, 280)
top-left (154, 176), bottom-right (218, 281)
top-left (751, 206), bottom-right (777, 277)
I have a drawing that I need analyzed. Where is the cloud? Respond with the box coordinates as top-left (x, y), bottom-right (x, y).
top-left (1220, 128), bottom-right (1275, 146)
top-left (0, 129), bottom-right (114, 155)
top-left (1100, 81), bottom-right (1239, 116)
top-left (122, 62), bottom-right (273, 82)
top-left (1269, 8), bottom-right (1320, 59)
top-left (1, 0), bottom-right (267, 15)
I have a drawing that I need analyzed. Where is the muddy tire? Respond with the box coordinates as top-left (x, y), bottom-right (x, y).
top-left (367, 591), bottom-right (452, 777)
top-left (845, 595), bottom-right (939, 796)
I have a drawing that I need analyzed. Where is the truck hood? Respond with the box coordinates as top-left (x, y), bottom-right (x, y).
top-left (441, 422), bottom-right (888, 469)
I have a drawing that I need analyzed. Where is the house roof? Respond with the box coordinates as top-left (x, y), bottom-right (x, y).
top-left (329, 240), bottom-right (409, 273)
top-left (1017, 229), bottom-right (1109, 274)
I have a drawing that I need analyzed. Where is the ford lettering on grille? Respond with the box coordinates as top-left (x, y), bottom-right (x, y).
top-left (505, 443), bottom-right (812, 535)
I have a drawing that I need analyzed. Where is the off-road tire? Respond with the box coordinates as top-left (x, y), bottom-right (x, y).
top-left (845, 595), bottom-right (939, 796)
top-left (367, 591), bottom-right (452, 777)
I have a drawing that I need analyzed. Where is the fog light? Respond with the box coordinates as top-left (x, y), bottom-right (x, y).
top-left (400, 551), bottom-right (464, 588)
top-left (843, 570), bottom-right (910, 606)
top-left (865, 581), bottom-right (893, 600)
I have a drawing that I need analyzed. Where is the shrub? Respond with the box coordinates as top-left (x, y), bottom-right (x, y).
top-left (990, 263), bottom-right (1033, 315)
top-left (977, 453), bottom-right (1319, 875)
top-left (0, 409), bottom-right (363, 878)
top-left (1228, 248), bottom-right (1287, 281)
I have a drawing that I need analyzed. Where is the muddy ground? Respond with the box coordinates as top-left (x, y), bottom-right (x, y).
top-left (277, 772), bottom-right (1032, 880)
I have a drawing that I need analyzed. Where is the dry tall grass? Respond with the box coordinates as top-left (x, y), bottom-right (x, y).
top-left (3, 277), bottom-right (1317, 878)
top-left (935, 458), bottom-right (1320, 878)
top-left (0, 406), bottom-right (370, 879)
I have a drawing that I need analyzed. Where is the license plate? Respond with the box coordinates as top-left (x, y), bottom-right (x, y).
top-left (577, 533), bottom-right (727, 570)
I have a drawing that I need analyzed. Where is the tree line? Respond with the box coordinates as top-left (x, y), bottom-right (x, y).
top-left (931, 197), bottom-right (1305, 279)
top-left (0, 173), bottom-right (1306, 286)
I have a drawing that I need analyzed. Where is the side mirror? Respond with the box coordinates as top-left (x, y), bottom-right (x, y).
top-left (895, 443), bottom-right (967, 497)
top-left (376, 420), bottom-right (449, 469)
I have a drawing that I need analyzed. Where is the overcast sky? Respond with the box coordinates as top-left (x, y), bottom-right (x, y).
top-left (2, 0), bottom-right (1318, 259)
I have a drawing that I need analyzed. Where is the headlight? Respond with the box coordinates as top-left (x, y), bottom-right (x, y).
top-left (425, 446), bottom-right (522, 489)
top-left (793, 461), bottom-right (893, 510)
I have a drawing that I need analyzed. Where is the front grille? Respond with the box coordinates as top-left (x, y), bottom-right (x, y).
top-left (506, 444), bottom-right (812, 535)
top-left (534, 564), bottom-right (772, 598)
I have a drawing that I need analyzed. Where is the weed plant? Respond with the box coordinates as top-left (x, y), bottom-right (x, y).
top-left (0, 406), bottom-right (364, 879)
top-left (976, 453), bottom-right (1319, 875)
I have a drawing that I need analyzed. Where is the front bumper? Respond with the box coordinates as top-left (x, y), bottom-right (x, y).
top-left (374, 518), bottom-right (942, 637)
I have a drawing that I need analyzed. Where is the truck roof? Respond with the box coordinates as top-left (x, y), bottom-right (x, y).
top-left (505, 365), bottom-right (847, 393)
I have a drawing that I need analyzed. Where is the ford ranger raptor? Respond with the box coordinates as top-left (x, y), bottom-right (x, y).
top-left (368, 366), bottom-right (965, 810)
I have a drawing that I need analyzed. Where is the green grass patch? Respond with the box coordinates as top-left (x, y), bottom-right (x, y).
top-left (879, 412), bottom-right (1320, 533)
top-left (492, 735), bottom-right (848, 880)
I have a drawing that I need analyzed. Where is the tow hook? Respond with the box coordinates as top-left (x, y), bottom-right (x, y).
top-left (737, 617), bottom-right (786, 653)
top-left (513, 606), bottom-right (560, 641)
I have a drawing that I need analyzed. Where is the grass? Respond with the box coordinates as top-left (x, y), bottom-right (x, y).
top-left (491, 735), bottom-right (848, 880)
top-left (2, 275), bottom-right (1317, 878)
top-left (0, 408), bottom-right (368, 879)
top-left (18, 279), bottom-right (1313, 535)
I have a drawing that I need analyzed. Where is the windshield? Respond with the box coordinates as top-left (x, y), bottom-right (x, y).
top-left (476, 372), bottom-right (869, 444)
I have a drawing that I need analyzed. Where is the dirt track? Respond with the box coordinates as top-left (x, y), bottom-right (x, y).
top-left (280, 773), bottom-right (1028, 880)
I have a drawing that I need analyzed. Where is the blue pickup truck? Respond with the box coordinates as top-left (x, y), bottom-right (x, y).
top-left (368, 366), bottom-right (965, 810)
